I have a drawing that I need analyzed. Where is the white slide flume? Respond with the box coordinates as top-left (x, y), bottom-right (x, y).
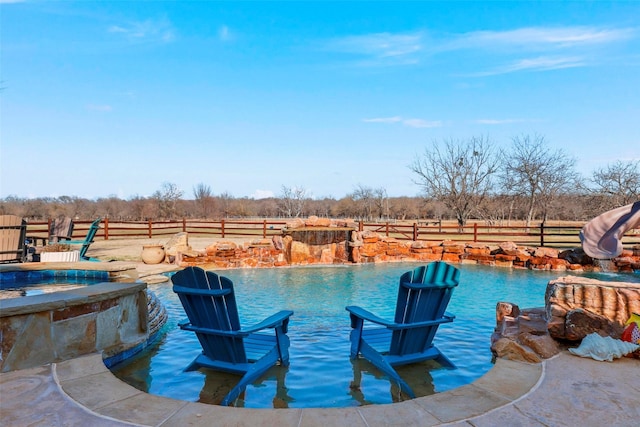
top-left (579, 201), bottom-right (640, 259)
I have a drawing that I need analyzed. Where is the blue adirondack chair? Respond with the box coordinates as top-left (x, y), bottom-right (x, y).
top-left (345, 261), bottom-right (459, 398)
top-left (61, 218), bottom-right (101, 260)
top-left (171, 266), bottom-right (294, 406)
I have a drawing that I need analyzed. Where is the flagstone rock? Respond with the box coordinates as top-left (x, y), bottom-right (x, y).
top-left (492, 338), bottom-right (542, 363)
top-left (518, 333), bottom-right (560, 359)
top-left (164, 232), bottom-right (191, 263)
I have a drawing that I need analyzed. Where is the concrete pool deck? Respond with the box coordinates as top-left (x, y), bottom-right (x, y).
top-left (1, 351), bottom-right (638, 426)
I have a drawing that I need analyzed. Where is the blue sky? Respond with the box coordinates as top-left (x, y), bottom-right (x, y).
top-left (2, 1), bottom-right (639, 200)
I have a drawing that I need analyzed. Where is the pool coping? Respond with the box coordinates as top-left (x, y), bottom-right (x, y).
top-left (50, 352), bottom-right (543, 426)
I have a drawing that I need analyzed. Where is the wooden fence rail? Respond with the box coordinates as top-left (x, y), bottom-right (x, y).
top-left (24, 218), bottom-right (640, 249)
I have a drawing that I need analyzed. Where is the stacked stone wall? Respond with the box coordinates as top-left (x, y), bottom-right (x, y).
top-left (0, 282), bottom-right (148, 372)
top-left (177, 230), bottom-right (640, 272)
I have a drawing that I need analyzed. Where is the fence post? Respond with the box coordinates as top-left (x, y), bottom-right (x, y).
top-left (263, 220), bottom-right (267, 238)
top-left (540, 222), bottom-right (545, 247)
top-left (413, 223), bottom-right (418, 241)
top-left (386, 222), bottom-right (390, 237)
top-left (221, 219), bottom-right (225, 238)
top-left (359, 221), bottom-right (363, 232)
top-left (104, 218), bottom-right (109, 240)
top-left (183, 218), bottom-right (186, 232)
top-left (148, 220), bottom-right (153, 238)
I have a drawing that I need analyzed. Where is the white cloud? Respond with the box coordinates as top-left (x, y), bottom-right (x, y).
top-left (326, 31), bottom-right (424, 66)
top-left (108, 18), bottom-right (175, 43)
top-left (451, 27), bottom-right (637, 51)
top-left (363, 116), bottom-right (442, 128)
top-left (363, 116), bottom-right (403, 124)
top-left (327, 25), bottom-right (637, 72)
top-left (331, 32), bottom-right (422, 57)
top-left (218, 25), bottom-right (232, 42)
top-left (474, 55), bottom-right (587, 76)
top-left (86, 104), bottom-right (112, 112)
top-left (252, 189), bottom-right (274, 199)
top-left (403, 119), bottom-right (442, 128)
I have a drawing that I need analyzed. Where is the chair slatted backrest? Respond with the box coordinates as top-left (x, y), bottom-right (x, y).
top-left (390, 262), bottom-right (459, 356)
top-left (50, 217), bottom-right (74, 243)
top-left (172, 267), bottom-right (247, 364)
top-left (0, 215), bottom-right (26, 263)
top-left (79, 218), bottom-right (101, 259)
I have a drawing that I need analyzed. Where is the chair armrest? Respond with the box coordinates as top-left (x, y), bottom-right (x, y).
top-left (346, 306), bottom-right (455, 330)
top-left (346, 306), bottom-right (393, 327)
top-left (58, 239), bottom-right (85, 245)
top-left (241, 310), bottom-right (294, 334)
top-left (178, 311), bottom-right (293, 336)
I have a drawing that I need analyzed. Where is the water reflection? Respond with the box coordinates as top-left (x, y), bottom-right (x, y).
top-left (349, 358), bottom-right (441, 405)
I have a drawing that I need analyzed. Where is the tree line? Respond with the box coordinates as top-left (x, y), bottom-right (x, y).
top-left (2, 135), bottom-right (638, 225)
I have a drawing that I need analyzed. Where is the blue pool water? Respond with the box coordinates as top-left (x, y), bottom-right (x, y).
top-left (0, 269), bottom-right (110, 296)
top-left (110, 263), bottom-right (637, 408)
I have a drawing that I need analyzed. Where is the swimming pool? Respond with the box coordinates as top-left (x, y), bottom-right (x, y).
top-left (110, 264), bottom-right (637, 408)
top-left (0, 269), bottom-right (110, 298)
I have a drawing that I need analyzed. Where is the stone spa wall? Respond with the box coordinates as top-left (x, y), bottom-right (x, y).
top-left (0, 282), bottom-right (148, 372)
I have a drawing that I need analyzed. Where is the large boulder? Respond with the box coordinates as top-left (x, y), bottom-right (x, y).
top-left (164, 232), bottom-right (191, 263)
top-left (492, 338), bottom-right (542, 363)
top-left (564, 309), bottom-right (622, 341)
top-left (546, 276), bottom-right (640, 341)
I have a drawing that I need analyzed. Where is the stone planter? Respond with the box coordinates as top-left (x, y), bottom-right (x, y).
top-left (40, 250), bottom-right (80, 262)
top-left (141, 245), bottom-right (165, 264)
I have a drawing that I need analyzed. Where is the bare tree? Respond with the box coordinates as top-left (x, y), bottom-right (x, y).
top-left (127, 195), bottom-right (155, 220)
top-left (330, 197), bottom-right (357, 218)
top-left (410, 136), bottom-right (499, 227)
top-left (217, 192), bottom-right (234, 218)
top-left (589, 160), bottom-right (640, 208)
top-left (278, 186), bottom-right (307, 218)
top-left (500, 134), bottom-right (578, 225)
top-left (152, 182), bottom-right (184, 219)
top-left (350, 185), bottom-right (375, 220)
top-left (193, 183), bottom-right (215, 218)
top-left (95, 195), bottom-right (127, 220)
top-left (388, 196), bottom-right (421, 220)
top-left (255, 198), bottom-right (280, 218)
top-left (372, 187), bottom-right (389, 220)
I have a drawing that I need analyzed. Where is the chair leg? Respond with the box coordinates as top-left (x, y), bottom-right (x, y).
top-left (434, 349), bottom-right (456, 369)
top-left (349, 320), bottom-right (364, 359)
top-left (220, 348), bottom-right (280, 406)
top-left (275, 328), bottom-right (291, 366)
top-left (358, 341), bottom-right (416, 399)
